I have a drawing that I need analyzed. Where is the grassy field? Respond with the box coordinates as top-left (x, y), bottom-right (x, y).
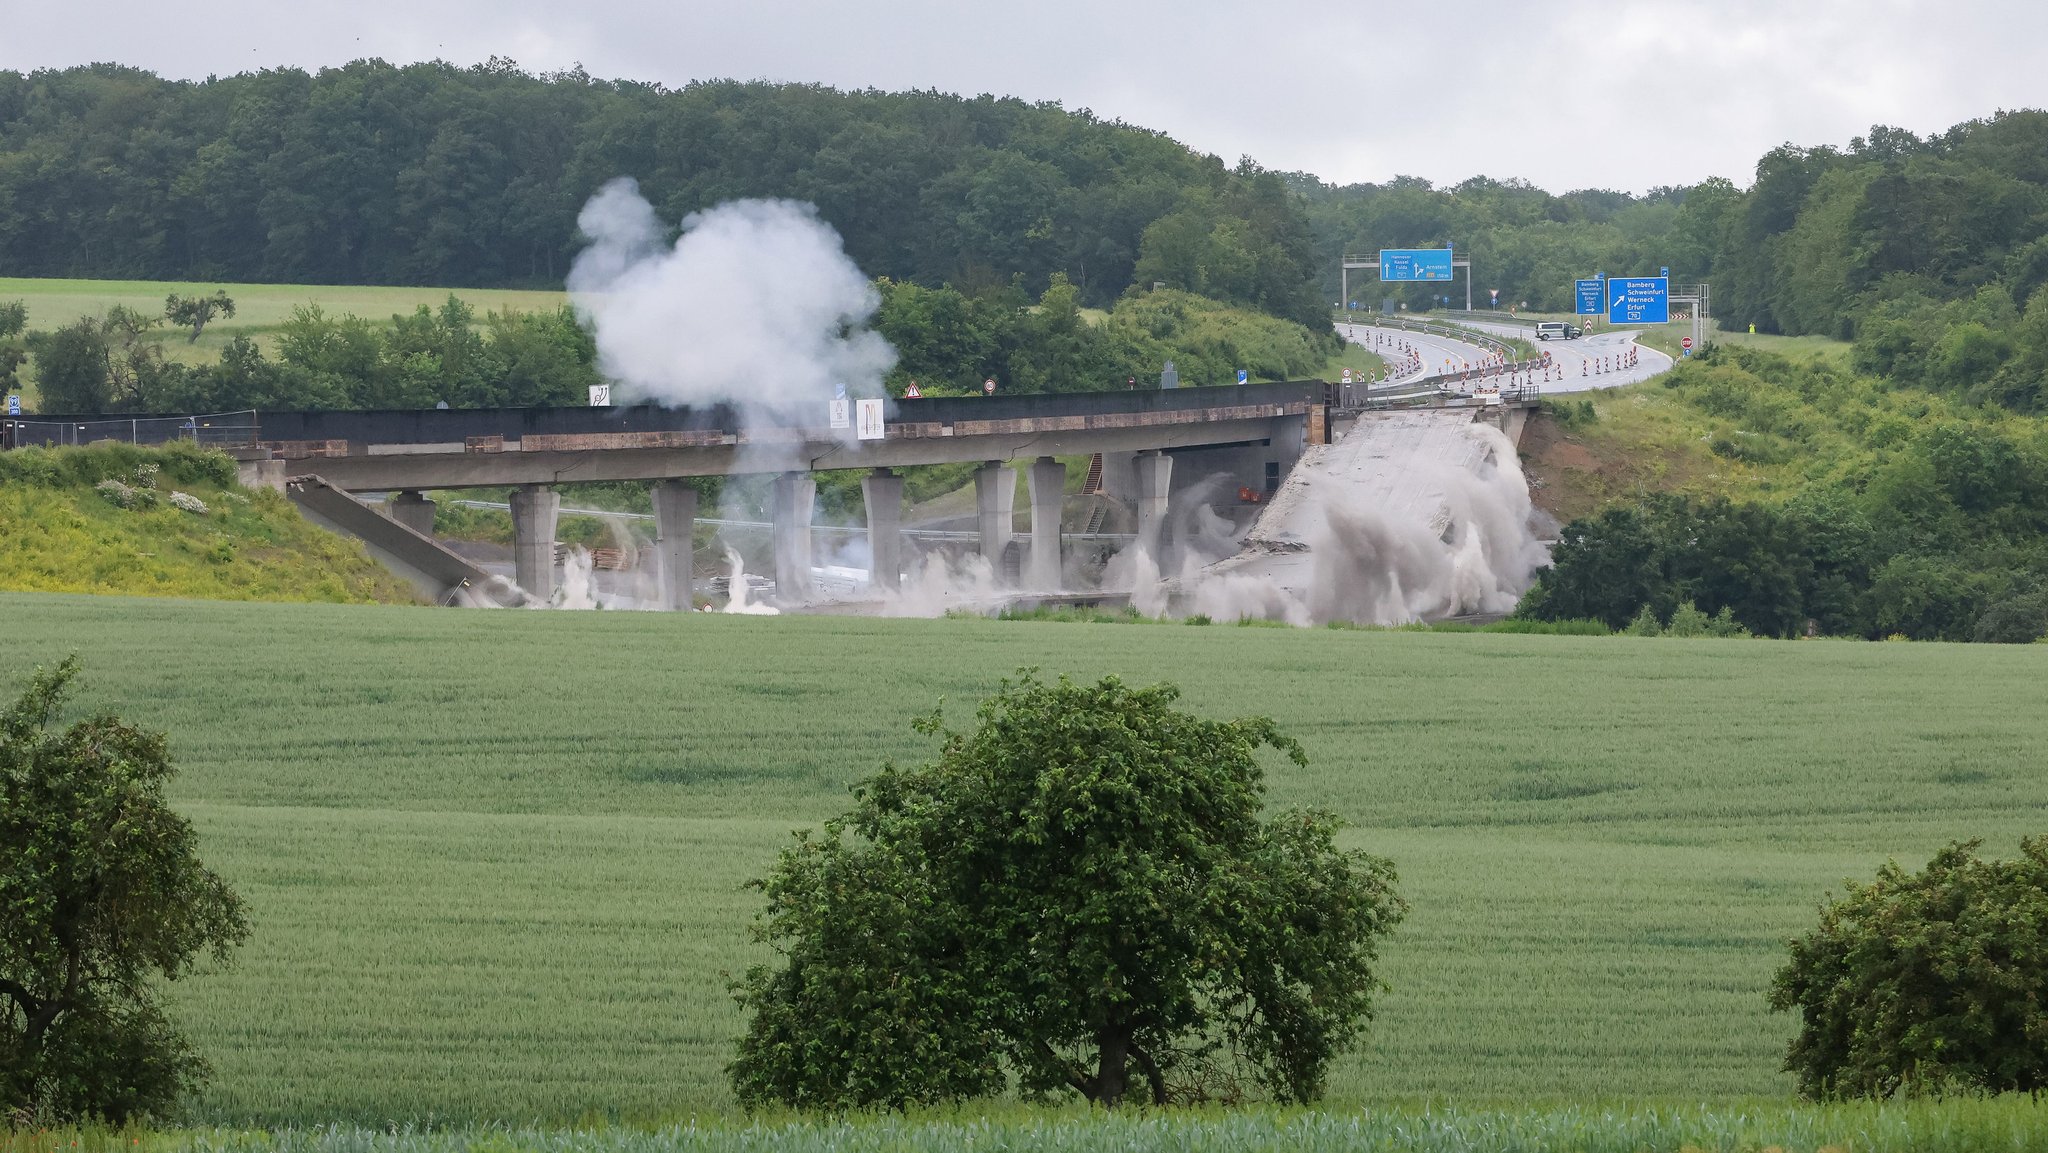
top-left (3, 594), bottom-right (2043, 1124)
top-left (12, 1099), bottom-right (2048, 1153)
top-left (0, 277), bottom-right (569, 403)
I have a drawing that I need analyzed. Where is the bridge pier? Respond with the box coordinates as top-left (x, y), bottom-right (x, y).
top-left (1135, 451), bottom-right (1172, 560)
top-left (1027, 456), bottom-right (1064, 589)
top-left (975, 462), bottom-right (1016, 573)
top-left (771, 472), bottom-right (816, 604)
top-left (651, 479), bottom-right (698, 611)
top-left (509, 484), bottom-right (560, 602)
top-left (387, 490), bottom-right (435, 537)
top-left (861, 468), bottom-right (904, 593)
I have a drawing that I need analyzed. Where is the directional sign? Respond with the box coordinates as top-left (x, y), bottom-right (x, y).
top-left (1607, 276), bottom-right (1670, 325)
top-left (1379, 248), bottom-right (1454, 281)
top-left (1236, 369), bottom-right (1249, 385)
top-left (5, 394), bottom-right (19, 416)
top-left (587, 384), bottom-right (611, 407)
top-left (1574, 279), bottom-right (1604, 315)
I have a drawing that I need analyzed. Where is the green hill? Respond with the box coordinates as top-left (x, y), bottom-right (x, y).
top-left (0, 442), bottom-right (415, 603)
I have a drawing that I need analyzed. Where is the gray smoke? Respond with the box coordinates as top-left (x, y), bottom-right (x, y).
top-left (567, 178), bottom-right (897, 421)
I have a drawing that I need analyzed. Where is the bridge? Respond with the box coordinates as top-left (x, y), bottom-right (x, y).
top-left (7, 345), bottom-right (1555, 611)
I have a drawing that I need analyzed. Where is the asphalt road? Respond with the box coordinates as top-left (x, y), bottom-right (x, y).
top-left (1337, 321), bottom-right (1501, 385)
top-left (1453, 318), bottom-right (1675, 392)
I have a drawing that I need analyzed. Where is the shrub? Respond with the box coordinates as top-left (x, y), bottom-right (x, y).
top-left (1770, 838), bottom-right (2048, 1098)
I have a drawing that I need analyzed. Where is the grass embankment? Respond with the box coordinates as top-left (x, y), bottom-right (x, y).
top-left (3, 598), bottom-right (2044, 1123)
top-left (0, 443), bottom-right (414, 603)
top-left (11, 1099), bottom-right (2048, 1153)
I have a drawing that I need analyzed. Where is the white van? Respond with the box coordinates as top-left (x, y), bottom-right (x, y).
top-left (1535, 322), bottom-right (1582, 341)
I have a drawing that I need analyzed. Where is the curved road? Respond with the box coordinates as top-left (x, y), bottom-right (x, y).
top-left (1336, 321), bottom-right (1498, 385)
top-left (1338, 318), bottom-right (1674, 392)
top-left (1452, 318), bottom-right (1674, 391)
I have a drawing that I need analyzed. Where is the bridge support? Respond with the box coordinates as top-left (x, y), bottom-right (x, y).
top-left (772, 472), bottom-right (816, 604)
top-left (861, 468), bottom-right (904, 593)
top-left (387, 490), bottom-right (435, 537)
top-left (509, 484), bottom-right (560, 602)
top-left (1027, 456), bottom-right (1064, 589)
top-left (651, 479), bottom-right (698, 611)
top-left (975, 462), bottom-right (1015, 572)
top-left (1135, 451), bottom-right (1172, 560)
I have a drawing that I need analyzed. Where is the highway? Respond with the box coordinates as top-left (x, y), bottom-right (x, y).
top-left (1452, 318), bottom-right (1674, 391)
top-left (1338, 321), bottom-right (1499, 385)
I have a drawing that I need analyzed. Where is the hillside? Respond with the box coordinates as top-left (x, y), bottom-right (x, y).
top-left (0, 65), bottom-right (1324, 326)
top-left (1517, 344), bottom-right (2048, 641)
top-left (0, 442), bottom-right (416, 602)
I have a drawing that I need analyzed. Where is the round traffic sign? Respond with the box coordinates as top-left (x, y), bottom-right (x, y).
top-left (1681, 337), bottom-right (1693, 349)
top-left (983, 378), bottom-right (996, 394)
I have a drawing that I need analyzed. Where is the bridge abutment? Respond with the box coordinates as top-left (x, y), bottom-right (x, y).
top-left (1027, 456), bottom-right (1064, 589)
top-left (651, 479), bottom-right (698, 611)
top-left (975, 462), bottom-right (1016, 573)
top-left (772, 472), bottom-right (816, 604)
top-left (509, 485), bottom-right (560, 602)
top-left (861, 468), bottom-right (904, 593)
top-left (387, 490), bottom-right (436, 537)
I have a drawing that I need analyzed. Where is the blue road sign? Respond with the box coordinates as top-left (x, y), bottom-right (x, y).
top-left (1379, 248), bottom-right (1455, 281)
top-left (5, 395), bottom-right (18, 416)
top-left (1574, 279), bottom-right (1604, 315)
top-left (1236, 369), bottom-right (1249, 385)
top-left (1607, 276), bottom-right (1670, 324)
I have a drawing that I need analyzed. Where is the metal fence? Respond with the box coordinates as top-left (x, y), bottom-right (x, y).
top-left (1, 411), bottom-right (260, 450)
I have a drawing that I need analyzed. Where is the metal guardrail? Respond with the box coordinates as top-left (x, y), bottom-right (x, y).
top-left (1, 411), bottom-right (259, 450)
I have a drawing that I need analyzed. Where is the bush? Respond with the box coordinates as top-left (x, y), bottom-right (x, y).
top-left (1973, 592), bottom-right (2048, 643)
top-left (1770, 838), bottom-right (2048, 1098)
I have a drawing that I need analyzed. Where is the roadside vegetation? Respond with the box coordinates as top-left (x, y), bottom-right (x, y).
top-left (1517, 345), bottom-right (2048, 641)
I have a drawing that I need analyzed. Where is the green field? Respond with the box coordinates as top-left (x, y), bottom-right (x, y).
top-left (0, 277), bottom-right (569, 402)
top-left (4, 593), bottom-right (2043, 1124)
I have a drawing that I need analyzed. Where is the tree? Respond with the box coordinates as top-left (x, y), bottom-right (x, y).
top-left (1770, 838), bottom-right (2048, 1099)
top-left (730, 672), bottom-right (1404, 1110)
top-left (163, 291), bottom-right (236, 344)
top-left (0, 301), bottom-right (26, 396)
top-left (1, 658), bottom-right (249, 1124)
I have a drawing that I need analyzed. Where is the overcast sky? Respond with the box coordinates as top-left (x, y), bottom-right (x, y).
top-left (6, 0), bottom-right (2043, 194)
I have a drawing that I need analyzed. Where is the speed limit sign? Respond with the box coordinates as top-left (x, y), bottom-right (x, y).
top-left (983, 378), bottom-right (996, 395)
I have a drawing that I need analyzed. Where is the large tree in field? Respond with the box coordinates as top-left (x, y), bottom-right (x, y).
top-left (730, 672), bottom-right (1404, 1110)
top-left (0, 658), bottom-right (248, 1125)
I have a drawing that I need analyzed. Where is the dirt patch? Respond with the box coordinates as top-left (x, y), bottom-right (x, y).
top-left (1519, 412), bottom-right (1616, 524)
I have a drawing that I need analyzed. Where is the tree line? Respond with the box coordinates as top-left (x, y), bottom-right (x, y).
top-left (0, 62), bottom-right (1326, 328)
top-left (13, 278), bottom-right (1338, 415)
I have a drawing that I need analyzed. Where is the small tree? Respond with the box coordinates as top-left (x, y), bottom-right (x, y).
top-left (1770, 838), bottom-right (2048, 1098)
top-left (1, 658), bottom-right (249, 1124)
top-left (730, 672), bottom-right (1404, 1109)
top-left (164, 291), bottom-right (236, 344)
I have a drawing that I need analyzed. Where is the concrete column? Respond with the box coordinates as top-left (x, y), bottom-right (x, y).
top-left (508, 484), bottom-right (560, 602)
top-left (975, 462), bottom-right (1016, 569)
top-left (651, 479), bottom-right (698, 611)
top-left (1027, 456), bottom-right (1065, 589)
top-left (861, 468), bottom-right (904, 593)
top-left (1134, 451), bottom-right (1172, 560)
top-left (387, 490), bottom-right (435, 537)
top-left (771, 472), bottom-right (816, 604)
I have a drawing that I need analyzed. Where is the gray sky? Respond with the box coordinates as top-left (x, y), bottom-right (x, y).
top-left (6, 0), bottom-right (2042, 193)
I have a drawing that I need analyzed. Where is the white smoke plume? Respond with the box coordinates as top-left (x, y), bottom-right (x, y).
top-left (568, 178), bottom-right (897, 421)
